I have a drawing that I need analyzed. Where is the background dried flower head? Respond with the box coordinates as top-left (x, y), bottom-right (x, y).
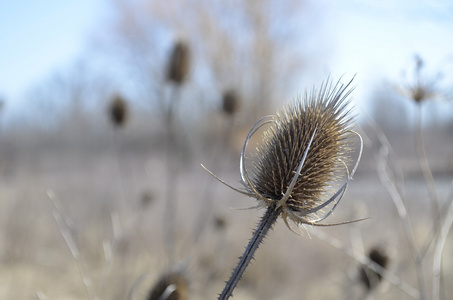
top-left (359, 246), bottom-right (389, 290)
top-left (222, 89), bottom-right (240, 116)
top-left (147, 271), bottom-right (188, 300)
top-left (167, 41), bottom-right (190, 85)
top-left (109, 94), bottom-right (128, 127)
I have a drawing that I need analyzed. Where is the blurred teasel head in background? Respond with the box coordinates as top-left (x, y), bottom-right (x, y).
top-left (147, 271), bottom-right (188, 300)
top-left (221, 89), bottom-right (240, 116)
top-left (398, 54), bottom-right (450, 104)
top-left (109, 94), bottom-right (128, 127)
top-left (166, 40), bottom-right (190, 85)
top-left (359, 246), bottom-right (389, 290)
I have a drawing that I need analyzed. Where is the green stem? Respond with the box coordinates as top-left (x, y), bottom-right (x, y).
top-left (218, 205), bottom-right (281, 300)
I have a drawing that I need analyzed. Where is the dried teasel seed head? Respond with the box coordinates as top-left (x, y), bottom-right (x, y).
top-left (398, 54), bottom-right (447, 104)
top-left (167, 41), bottom-right (190, 85)
top-left (109, 94), bottom-right (128, 127)
top-left (213, 215), bottom-right (227, 231)
top-left (222, 89), bottom-right (240, 115)
top-left (359, 246), bottom-right (389, 290)
top-left (140, 191), bottom-right (154, 208)
top-left (209, 78), bottom-right (362, 300)
top-left (244, 78), bottom-right (359, 226)
top-left (147, 271), bottom-right (188, 300)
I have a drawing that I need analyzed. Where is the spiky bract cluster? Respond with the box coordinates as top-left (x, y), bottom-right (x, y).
top-left (247, 80), bottom-right (355, 224)
top-left (147, 272), bottom-right (188, 300)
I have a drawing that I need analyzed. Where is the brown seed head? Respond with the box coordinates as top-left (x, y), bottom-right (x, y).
top-left (222, 89), bottom-right (240, 115)
top-left (208, 78), bottom-right (361, 300)
top-left (213, 215), bottom-right (227, 231)
top-left (140, 191), bottom-right (154, 208)
top-left (167, 41), bottom-right (190, 85)
top-left (400, 55), bottom-right (445, 104)
top-left (244, 79), bottom-right (357, 225)
top-left (109, 94), bottom-right (128, 127)
top-left (147, 271), bottom-right (188, 300)
top-left (359, 246), bottom-right (389, 290)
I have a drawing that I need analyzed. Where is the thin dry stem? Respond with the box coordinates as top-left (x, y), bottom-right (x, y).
top-left (310, 227), bottom-right (420, 299)
top-left (193, 115), bottom-right (237, 245)
top-left (377, 143), bottom-right (428, 300)
top-left (432, 185), bottom-right (453, 300)
top-left (164, 86), bottom-right (181, 264)
top-left (47, 190), bottom-right (97, 300)
top-left (415, 104), bottom-right (440, 218)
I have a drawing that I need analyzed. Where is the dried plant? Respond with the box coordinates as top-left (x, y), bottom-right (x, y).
top-left (204, 78), bottom-right (363, 299)
top-left (109, 94), bottom-right (128, 127)
top-left (140, 191), bottom-right (155, 208)
top-left (398, 55), bottom-right (445, 105)
top-left (361, 56), bottom-right (453, 300)
top-left (221, 89), bottom-right (240, 116)
top-left (147, 271), bottom-right (188, 300)
top-left (213, 215), bottom-right (227, 231)
top-left (359, 246), bottom-right (389, 291)
top-left (162, 40), bottom-right (192, 263)
top-left (191, 88), bottom-right (240, 245)
top-left (167, 41), bottom-right (190, 85)
top-left (396, 55), bottom-right (452, 219)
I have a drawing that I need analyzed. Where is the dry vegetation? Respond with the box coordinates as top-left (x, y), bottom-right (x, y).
top-left (1, 1), bottom-right (453, 299)
top-left (1, 109), bottom-right (452, 300)
top-left (1, 73), bottom-right (453, 300)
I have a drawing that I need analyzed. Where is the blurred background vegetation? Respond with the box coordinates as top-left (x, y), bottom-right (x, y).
top-left (0, 0), bottom-right (453, 299)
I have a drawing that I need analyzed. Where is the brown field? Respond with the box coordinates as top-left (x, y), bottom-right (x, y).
top-left (1, 117), bottom-right (452, 300)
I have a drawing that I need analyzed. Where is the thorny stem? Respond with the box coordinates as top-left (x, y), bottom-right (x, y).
top-left (218, 205), bottom-right (281, 300)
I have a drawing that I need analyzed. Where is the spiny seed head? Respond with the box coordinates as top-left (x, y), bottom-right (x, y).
top-left (167, 40), bottom-right (190, 85)
top-left (246, 79), bottom-right (356, 225)
top-left (109, 94), bottom-right (128, 127)
top-left (147, 271), bottom-right (188, 300)
top-left (222, 89), bottom-right (240, 115)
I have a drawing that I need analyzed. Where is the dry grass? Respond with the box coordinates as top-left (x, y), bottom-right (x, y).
top-left (0, 117), bottom-right (452, 299)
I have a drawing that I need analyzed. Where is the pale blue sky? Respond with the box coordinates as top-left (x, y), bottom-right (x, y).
top-left (0, 0), bottom-right (106, 100)
top-left (326, 0), bottom-right (453, 123)
top-left (330, 0), bottom-right (453, 79)
top-left (0, 0), bottom-right (452, 121)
